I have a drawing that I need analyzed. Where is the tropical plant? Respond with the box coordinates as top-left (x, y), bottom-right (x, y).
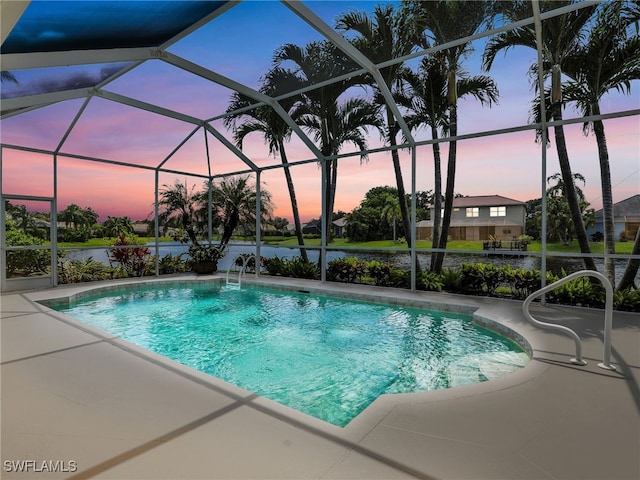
top-left (482, 0), bottom-right (599, 272)
top-left (4, 221), bottom-right (51, 277)
top-left (381, 193), bottom-right (402, 241)
top-left (158, 253), bottom-right (190, 275)
top-left (108, 234), bottom-right (151, 277)
top-left (224, 90), bottom-right (309, 261)
top-left (208, 175), bottom-right (272, 249)
top-left (417, 270), bottom-right (442, 291)
top-left (404, 0), bottom-right (497, 273)
top-left (401, 55), bottom-right (499, 270)
top-left (542, 173), bottom-right (595, 244)
top-left (58, 204), bottom-right (98, 231)
top-left (269, 40), bottom-right (373, 241)
top-left (102, 216), bottom-right (134, 237)
top-left (336, 4), bottom-right (423, 253)
top-left (158, 180), bottom-right (204, 245)
top-left (58, 257), bottom-right (110, 284)
top-left (560, 0), bottom-right (640, 286)
top-left (327, 257), bottom-right (368, 284)
top-left (618, 227), bottom-right (640, 291)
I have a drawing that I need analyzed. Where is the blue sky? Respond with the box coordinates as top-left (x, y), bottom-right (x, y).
top-left (1, 0), bottom-right (638, 222)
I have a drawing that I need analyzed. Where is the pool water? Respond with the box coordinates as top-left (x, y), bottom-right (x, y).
top-left (49, 283), bottom-right (529, 426)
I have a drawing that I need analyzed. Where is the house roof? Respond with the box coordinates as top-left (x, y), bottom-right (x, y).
top-left (594, 194), bottom-right (640, 219)
top-left (429, 195), bottom-right (525, 209)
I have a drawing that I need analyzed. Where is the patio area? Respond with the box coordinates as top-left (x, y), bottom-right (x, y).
top-left (1, 275), bottom-right (638, 479)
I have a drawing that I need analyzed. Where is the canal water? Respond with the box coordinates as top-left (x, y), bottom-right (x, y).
top-left (62, 241), bottom-right (636, 281)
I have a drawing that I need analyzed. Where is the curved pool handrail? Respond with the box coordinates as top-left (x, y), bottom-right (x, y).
top-left (522, 270), bottom-right (615, 370)
top-left (225, 254), bottom-right (256, 288)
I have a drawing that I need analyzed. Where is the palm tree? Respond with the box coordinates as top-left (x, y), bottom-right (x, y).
top-left (224, 92), bottom-right (309, 261)
top-left (208, 175), bottom-right (272, 250)
top-left (381, 193), bottom-right (402, 241)
top-left (404, 0), bottom-right (496, 273)
top-left (561, 1), bottom-right (640, 286)
top-left (157, 180), bottom-right (203, 245)
top-left (269, 40), bottom-right (368, 240)
top-left (336, 5), bottom-right (423, 253)
top-left (401, 56), bottom-right (498, 271)
top-left (545, 172), bottom-right (594, 244)
top-left (399, 57), bottom-right (448, 269)
top-left (103, 216), bottom-right (134, 237)
top-left (482, 0), bottom-right (599, 272)
top-left (58, 204), bottom-right (96, 231)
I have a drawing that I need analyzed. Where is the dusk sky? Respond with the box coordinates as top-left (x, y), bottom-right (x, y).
top-left (1, 0), bottom-right (638, 223)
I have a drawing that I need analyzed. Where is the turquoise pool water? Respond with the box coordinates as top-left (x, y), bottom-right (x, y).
top-left (49, 283), bottom-right (528, 426)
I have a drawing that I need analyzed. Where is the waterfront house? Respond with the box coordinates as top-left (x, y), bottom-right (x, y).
top-left (417, 195), bottom-right (527, 241)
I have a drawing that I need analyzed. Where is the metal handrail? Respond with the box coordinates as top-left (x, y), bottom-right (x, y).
top-left (522, 270), bottom-right (615, 370)
top-left (225, 254), bottom-right (256, 289)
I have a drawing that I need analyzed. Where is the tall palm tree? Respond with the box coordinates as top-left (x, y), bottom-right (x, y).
top-left (224, 92), bottom-right (309, 261)
top-left (209, 175), bottom-right (272, 250)
top-left (401, 56), bottom-right (498, 271)
top-left (404, 0), bottom-right (496, 273)
top-left (482, 0), bottom-right (599, 272)
top-left (561, 1), bottom-right (640, 286)
top-left (269, 40), bottom-right (367, 240)
top-left (336, 5), bottom-right (423, 252)
top-left (399, 57), bottom-right (448, 269)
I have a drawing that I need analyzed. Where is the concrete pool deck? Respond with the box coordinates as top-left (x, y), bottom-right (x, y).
top-left (1, 275), bottom-right (638, 479)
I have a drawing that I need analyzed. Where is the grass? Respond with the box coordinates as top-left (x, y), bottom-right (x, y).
top-left (57, 235), bottom-right (636, 255)
top-left (263, 237), bottom-right (636, 254)
top-left (58, 237), bottom-right (174, 248)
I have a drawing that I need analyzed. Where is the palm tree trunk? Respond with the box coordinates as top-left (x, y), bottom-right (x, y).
top-left (433, 103), bottom-right (457, 273)
top-left (328, 158), bottom-right (338, 241)
top-left (617, 226), bottom-right (640, 291)
top-left (278, 139), bottom-right (308, 262)
top-left (552, 102), bottom-right (597, 271)
top-left (430, 126), bottom-right (442, 271)
top-left (386, 111), bottom-right (412, 248)
top-left (591, 103), bottom-right (615, 285)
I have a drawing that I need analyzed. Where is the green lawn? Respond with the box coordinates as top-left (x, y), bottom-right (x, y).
top-left (264, 237), bottom-right (636, 254)
top-left (57, 235), bottom-right (636, 255)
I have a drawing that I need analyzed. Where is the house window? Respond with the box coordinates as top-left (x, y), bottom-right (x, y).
top-left (466, 207), bottom-right (479, 217)
top-left (490, 206), bottom-right (506, 217)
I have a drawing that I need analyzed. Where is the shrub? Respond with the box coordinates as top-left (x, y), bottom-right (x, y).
top-left (419, 271), bottom-right (443, 291)
top-left (57, 227), bottom-right (90, 242)
top-left (503, 266), bottom-right (542, 299)
top-left (287, 256), bottom-right (320, 279)
top-left (366, 260), bottom-right (393, 286)
top-left (108, 234), bottom-right (152, 277)
top-left (460, 263), bottom-right (505, 296)
top-left (58, 257), bottom-right (110, 284)
top-left (5, 227), bottom-right (51, 277)
top-left (441, 268), bottom-right (463, 293)
top-left (262, 256), bottom-right (318, 279)
top-left (546, 272), bottom-right (606, 308)
top-left (263, 257), bottom-right (289, 276)
top-left (327, 257), bottom-right (367, 283)
top-left (614, 288), bottom-right (640, 312)
top-left (158, 253), bottom-right (190, 274)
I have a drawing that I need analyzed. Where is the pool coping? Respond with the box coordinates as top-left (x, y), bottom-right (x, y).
top-left (2, 274), bottom-right (638, 479)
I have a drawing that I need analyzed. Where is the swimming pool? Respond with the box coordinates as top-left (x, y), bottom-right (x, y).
top-left (47, 282), bottom-right (529, 426)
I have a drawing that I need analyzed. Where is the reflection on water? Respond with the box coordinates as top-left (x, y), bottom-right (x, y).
top-left (63, 242), bottom-right (638, 282)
